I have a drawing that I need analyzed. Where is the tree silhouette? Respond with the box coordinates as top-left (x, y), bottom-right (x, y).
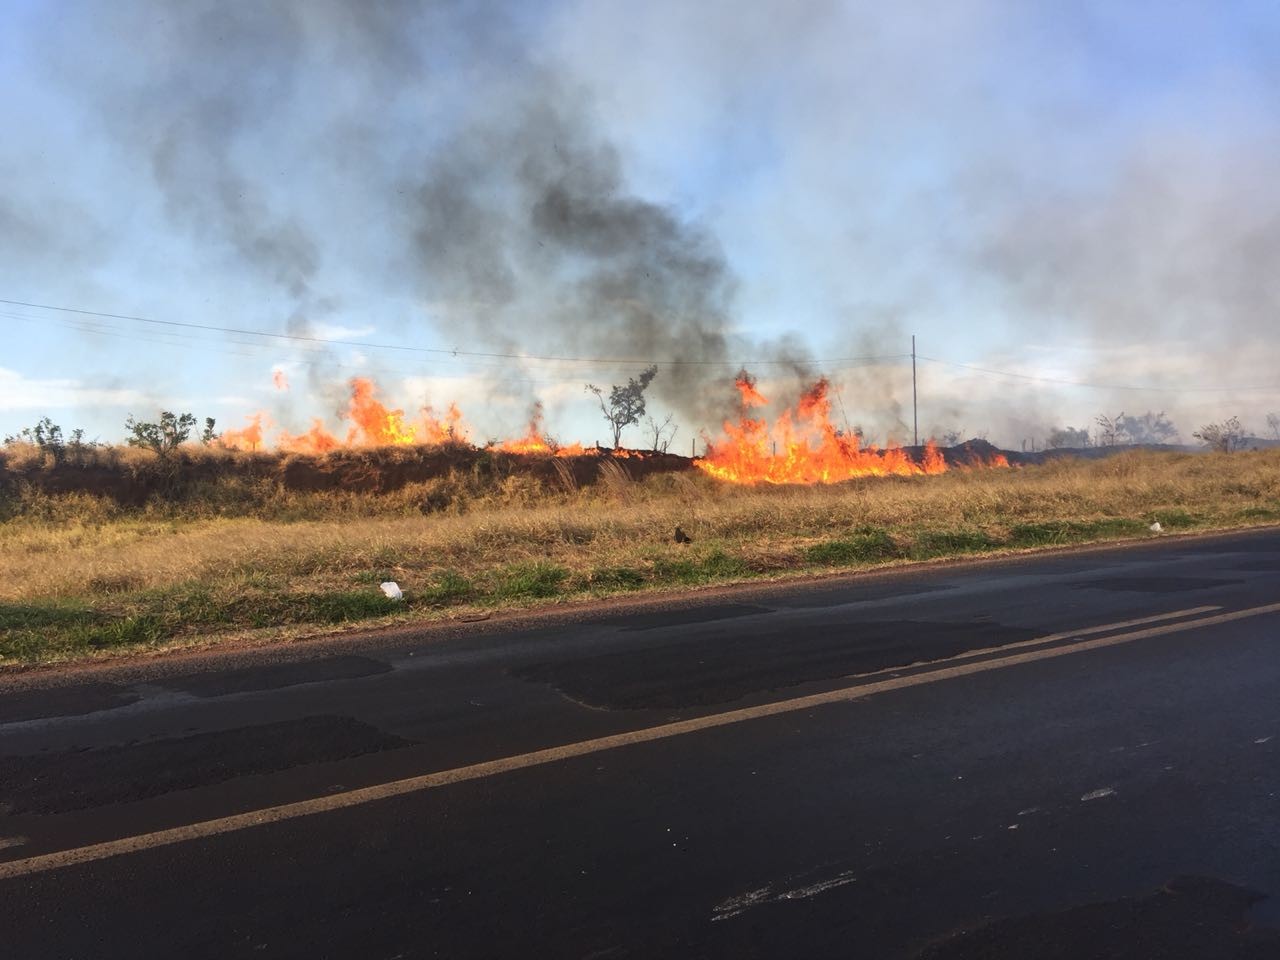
top-left (586, 366), bottom-right (658, 449)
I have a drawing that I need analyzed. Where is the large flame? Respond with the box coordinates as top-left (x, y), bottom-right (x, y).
top-left (694, 373), bottom-right (1003, 484)
top-left (222, 377), bottom-right (470, 453)
top-left (220, 413), bottom-right (266, 452)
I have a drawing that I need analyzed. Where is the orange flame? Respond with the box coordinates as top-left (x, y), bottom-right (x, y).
top-left (695, 374), bottom-right (994, 484)
top-left (227, 377), bottom-right (472, 453)
top-left (420, 403), bottom-right (466, 446)
top-left (272, 369), bottom-right (290, 391)
top-left (277, 419), bottom-right (341, 454)
top-left (219, 413), bottom-right (266, 452)
top-left (498, 402), bottom-right (589, 456)
top-left (343, 377), bottom-right (417, 446)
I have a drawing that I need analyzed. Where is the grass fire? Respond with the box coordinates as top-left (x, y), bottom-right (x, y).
top-left (2, 387), bottom-right (1278, 666)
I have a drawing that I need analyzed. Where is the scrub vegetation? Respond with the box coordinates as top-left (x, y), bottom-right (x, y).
top-left (1, 446), bottom-right (1278, 666)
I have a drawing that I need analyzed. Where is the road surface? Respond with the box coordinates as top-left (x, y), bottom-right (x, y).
top-left (3, 528), bottom-right (1280, 958)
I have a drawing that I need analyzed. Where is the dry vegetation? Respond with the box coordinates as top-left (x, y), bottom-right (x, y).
top-left (2, 447), bottom-right (1279, 666)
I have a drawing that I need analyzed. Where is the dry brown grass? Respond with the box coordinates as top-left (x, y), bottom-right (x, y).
top-left (1, 449), bottom-right (1278, 665)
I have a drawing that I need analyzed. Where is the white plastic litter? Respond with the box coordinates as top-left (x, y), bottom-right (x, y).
top-left (1149, 522), bottom-right (1163, 533)
top-left (380, 581), bottom-right (404, 601)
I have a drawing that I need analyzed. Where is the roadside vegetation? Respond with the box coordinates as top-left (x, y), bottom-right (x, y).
top-left (2, 445), bottom-right (1278, 666)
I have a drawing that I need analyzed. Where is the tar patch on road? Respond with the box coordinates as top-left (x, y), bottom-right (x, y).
top-left (514, 619), bottom-right (1037, 710)
top-left (0, 683), bottom-right (140, 724)
top-left (602, 604), bottom-right (774, 631)
top-left (0, 715), bottom-right (411, 815)
top-left (1076, 576), bottom-right (1241, 593)
top-left (917, 876), bottom-right (1280, 959)
top-left (162, 655), bottom-right (393, 698)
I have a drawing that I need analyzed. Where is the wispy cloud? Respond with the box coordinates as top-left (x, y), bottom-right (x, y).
top-left (0, 368), bottom-right (146, 411)
top-left (311, 323), bottom-right (376, 341)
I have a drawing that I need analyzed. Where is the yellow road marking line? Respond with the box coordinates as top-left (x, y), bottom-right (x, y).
top-left (841, 605), bottom-right (1222, 680)
top-left (2, 601), bottom-right (1277, 881)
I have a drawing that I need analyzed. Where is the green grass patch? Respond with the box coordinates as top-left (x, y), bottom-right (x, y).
top-left (700, 549), bottom-right (747, 578)
top-left (805, 529), bottom-right (899, 566)
top-left (304, 590), bottom-right (403, 624)
top-left (588, 566), bottom-right (647, 591)
top-left (1008, 518), bottom-right (1149, 547)
top-left (908, 529), bottom-right (999, 559)
top-left (68, 614), bottom-right (168, 650)
top-left (492, 562), bottom-right (568, 600)
top-left (1238, 505), bottom-right (1280, 521)
top-left (420, 570), bottom-right (474, 605)
top-left (1149, 508), bottom-right (1198, 529)
top-left (650, 556), bottom-right (702, 584)
top-left (0, 600), bottom-right (101, 632)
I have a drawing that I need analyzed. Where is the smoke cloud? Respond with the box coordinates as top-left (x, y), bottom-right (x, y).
top-left (8, 0), bottom-right (1280, 444)
top-left (407, 75), bottom-right (743, 426)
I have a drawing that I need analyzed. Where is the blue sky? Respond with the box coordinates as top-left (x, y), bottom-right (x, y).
top-left (3, 0), bottom-right (1279, 448)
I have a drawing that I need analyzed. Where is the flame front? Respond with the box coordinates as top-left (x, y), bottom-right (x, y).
top-left (694, 373), bottom-right (998, 484)
top-left (220, 413), bottom-right (266, 452)
top-left (219, 371), bottom-right (1008, 479)
top-left (498, 402), bottom-right (588, 456)
top-left (225, 377), bottom-right (470, 454)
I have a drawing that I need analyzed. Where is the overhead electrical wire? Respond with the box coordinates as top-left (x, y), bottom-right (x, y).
top-left (0, 309), bottom-right (901, 392)
top-left (5, 295), bottom-right (1276, 395)
top-left (0, 297), bottom-right (907, 369)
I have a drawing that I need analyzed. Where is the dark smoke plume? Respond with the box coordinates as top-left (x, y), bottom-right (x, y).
top-left (408, 77), bottom-right (741, 426)
top-left (39, 1), bottom-right (755, 428)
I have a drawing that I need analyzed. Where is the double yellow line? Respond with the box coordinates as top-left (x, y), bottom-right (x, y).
top-left (3, 601), bottom-right (1278, 881)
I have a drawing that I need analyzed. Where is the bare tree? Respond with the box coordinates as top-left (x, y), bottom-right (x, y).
top-left (1094, 414), bottom-right (1123, 447)
top-left (1193, 416), bottom-right (1247, 453)
top-left (1047, 426), bottom-right (1091, 449)
top-left (644, 412), bottom-right (678, 453)
top-left (1267, 412), bottom-right (1280, 440)
top-left (586, 365), bottom-right (658, 449)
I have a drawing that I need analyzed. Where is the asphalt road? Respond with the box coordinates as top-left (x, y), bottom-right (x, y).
top-left (3, 528), bottom-right (1280, 958)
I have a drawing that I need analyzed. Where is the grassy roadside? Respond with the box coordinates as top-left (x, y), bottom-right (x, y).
top-left (2, 449), bottom-right (1278, 666)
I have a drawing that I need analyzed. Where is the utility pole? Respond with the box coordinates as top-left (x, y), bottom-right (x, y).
top-left (911, 334), bottom-right (918, 448)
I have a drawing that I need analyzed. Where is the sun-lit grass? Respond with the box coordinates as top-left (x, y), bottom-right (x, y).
top-left (2, 448), bottom-right (1278, 665)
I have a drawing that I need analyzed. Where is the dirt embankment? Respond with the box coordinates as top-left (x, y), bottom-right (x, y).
top-left (1, 437), bottom-right (1164, 508)
top-left (0, 445), bottom-right (697, 506)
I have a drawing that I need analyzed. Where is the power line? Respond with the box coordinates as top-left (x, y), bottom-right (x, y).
top-left (13, 293), bottom-right (1272, 395)
top-left (1, 311), bottom-right (904, 399)
top-left (0, 296), bottom-right (907, 368)
top-left (2, 310), bottom-right (907, 387)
